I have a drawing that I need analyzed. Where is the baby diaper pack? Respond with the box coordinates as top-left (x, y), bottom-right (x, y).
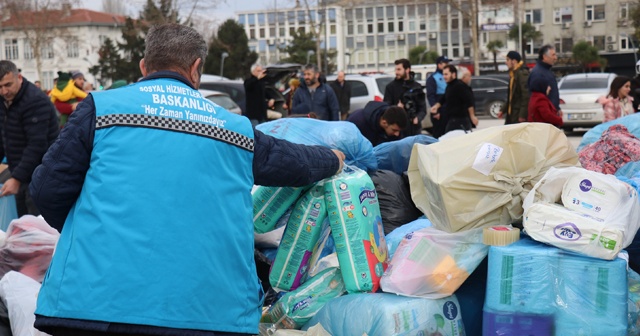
top-left (253, 186), bottom-right (304, 233)
top-left (324, 166), bottom-right (388, 293)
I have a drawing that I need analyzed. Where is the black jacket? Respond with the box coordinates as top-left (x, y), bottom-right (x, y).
top-left (383, 77), bottom-right (426, 122)
top-left (347, 101), bottom-right (398, 147)
top-left (0, 78), bottom-right (59, 184)
top-left (438, 79), bottom-right (474, 119)
top-left (244, 75), bottom-right (267, 121)
top-left (528, 61), bottom-right (559, 111)
top-left (329, 80), bottom-right (352, 115)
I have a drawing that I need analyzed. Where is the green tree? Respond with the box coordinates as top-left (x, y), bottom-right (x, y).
top-left (89, 38), bottom-right (125, 88)
top-left (508, 22), bottom-right (543, 63)
top-left (203, 19), bottom-right (257, 79)
top-left (486, 40), bottom-right (504, 72)
top-left (409, 46), bottom-right (438, 65)
top-left (281, 30), bottom-right (317, 65)
top-left (572, 41), bottom-right (604, 72)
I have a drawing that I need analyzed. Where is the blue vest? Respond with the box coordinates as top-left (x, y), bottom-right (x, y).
top-left (433, 71), bottom-right (447, 95)
top-left (35, 78), bottom-right (260, 334)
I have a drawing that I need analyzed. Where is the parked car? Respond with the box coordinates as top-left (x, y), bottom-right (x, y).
top-left (558, 72), bottom-right (616, 131)
top-left (469, 75), bottom-right (509, 118)
top-left (198, 89), bottom-right (242, 114)
top-left (325, 73), bottom-right (394, 112)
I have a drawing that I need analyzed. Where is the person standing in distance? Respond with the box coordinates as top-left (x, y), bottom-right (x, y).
top-left (430, 65), bottom-right (478, 133)
top-left (329, 71), bottom-right (352, 120)
top-left (528, 45), bottom-right (561, 118)
top-left (30, 23), bottom-right (344, 336)
top-left (0, 60), bottom-right (59, 216)
top-left (498, 51), bottom-right (530, 124)
top-left (383, 58), bottom-right (426, 136)
top-left (291, 64), bottom-right (340, 121)
top-left (244, 64), bottom-right (275, 126)
top-left (426, 56), bottom-right (450, 138)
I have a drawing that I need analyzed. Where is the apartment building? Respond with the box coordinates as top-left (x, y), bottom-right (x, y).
top-left (0, 8), bottom-right (126, 90)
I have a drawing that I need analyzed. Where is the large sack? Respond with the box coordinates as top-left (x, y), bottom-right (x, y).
top-left (578, 113), bottom-right (640, 151)
top-left (578, 124), bottom-right (640, 175)
top-left (373, 135), bottom-right (437, 174)
top-left (0, 271), bottom-right (51, 336)
top-left (324, 166), bottom-right (388, 293)
top-left (408, 123), bottom-right (579, 233)
top-left (257, 118), bottom-right (377, 171)
top-left (369, 170), bottom-right (422, 234)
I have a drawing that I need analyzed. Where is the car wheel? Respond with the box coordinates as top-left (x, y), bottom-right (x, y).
top-left (486, 101), bottom-right (505, 119)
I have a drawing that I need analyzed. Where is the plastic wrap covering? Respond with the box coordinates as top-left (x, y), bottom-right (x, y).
top-left (263, 267), bottom-right (345, 330)
top-left (578, 124), bottom-right (640, 175)
top-left (0, 188), bottom-right (16, 232)
top-left (306, 219), bottom-right (335, 278)
top-left (381, 227), bottom-right (488, 299)
top-left (483, 237), bottom-right (628, 336)
top-left (628, 269), bottom-right (640, 336)
top-left (370, 170), bottom-right (423, 234)
top-left (324, 166), bottom-right (388, 293)
top-left (302, 293), bottom-right (465, 336)
top-left (578, 113), bottom-right (640, 151)
top-left (408, 122), bottom-right (579, 233)
top-left (0, 271), bottom-right (51, 336)
top-left (373, 135), bottom-right (438, 174)
top-left (616, 161), bottom-right (640, 179)
top-left (0, 216), bottom-right (59, 283)
top-left (385, 217), bottom-right (431, 259)
top-left (256, 118), bottom-right (378, 171)
top-left (255, 208), bottom-right (291, 250)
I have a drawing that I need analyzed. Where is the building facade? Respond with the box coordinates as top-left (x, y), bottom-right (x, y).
top-left (1, 8), bottom-right (125, 90)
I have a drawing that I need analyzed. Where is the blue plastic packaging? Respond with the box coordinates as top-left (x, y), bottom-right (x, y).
top-left (384, 216), bottom-right (431, 259)
top-left (0, 185), bottom-right (17, 231)
top-left (578, 113), bottom-right (640, 151)
top-left (373, 135), bottom-right (438, 174)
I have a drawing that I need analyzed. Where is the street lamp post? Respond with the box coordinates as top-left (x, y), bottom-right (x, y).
top-left (418, 50), bottom-right (429, 65)
top-left (307, 50), bottom-right (315, 65)
top-left (220, 52), bottom-right (229, 78)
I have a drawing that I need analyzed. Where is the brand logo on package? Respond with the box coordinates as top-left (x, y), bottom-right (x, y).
top-left (554, 223), bottom-right (582, 241)
top-left (358, 189), bottom-right (377, 203)
top-left (579, 179), bottom-right (592, 192)
top-left (443, 301), bottom-right (458, 320)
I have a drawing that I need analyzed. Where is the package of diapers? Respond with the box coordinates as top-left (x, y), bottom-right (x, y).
top-left (270, 184), bottom-right (328, 291)
top-left (253, 186), bottom-right (304, 233)
top-left (324, 166), bottom-right (389, 293)
top-left (263, 267), bottom-right (346, 330)
top-left (302, 293), bottom-right (465, 336)
top-left (380, 227), bottom-right (488, 299)
top-left (306, 219), bottom-right (335, 278)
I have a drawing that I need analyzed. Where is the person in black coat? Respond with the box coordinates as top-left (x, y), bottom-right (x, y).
top-left (0, 60), bottom-right (59, 216)
top-left (383, 59), bottom-right (426, 136)
top-left (244, 64), bottom-right (274, 126)
top-left (430, 65), bottom-right (478, 133)
top-left (347, 101), bottom-right (408, 146)
top-left (329, 71), bottom-right (352, 120)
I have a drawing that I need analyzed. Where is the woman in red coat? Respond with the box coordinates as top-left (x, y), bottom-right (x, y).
top-left (528, 82), bottom-right (563, 127)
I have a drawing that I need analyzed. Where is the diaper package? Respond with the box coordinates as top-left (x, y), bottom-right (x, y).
top-left (302, 293), bottom-right (465, 336)
top-left (380, 227), bottom-right (488, 299)
top-left (270, 184), bottom-right (328, 291)
top-left (253, 186), bottom-right (304, 233)
top-left (306, 219), bottom-right (335, 278)
top-left (561, 170), bottom-right (635, 221)
top-left (324, 166), bottom-right (388, 293)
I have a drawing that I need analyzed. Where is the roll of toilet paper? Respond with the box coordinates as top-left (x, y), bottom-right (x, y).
top-left (561, 171), bottom-right (629, 221)
top-left (524, 203), bottom-right (623, 260)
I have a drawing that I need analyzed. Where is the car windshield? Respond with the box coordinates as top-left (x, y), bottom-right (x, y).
top-left (560, 77), bottom-right (609, 90)
top-left (207, 95), bottom-right (238, 110)
top-left (376, 77), bottom-right (393, 93)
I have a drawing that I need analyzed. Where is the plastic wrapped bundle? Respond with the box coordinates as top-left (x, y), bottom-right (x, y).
top-left (302, 293), bottom-right (465, 336)
top-left (373, 134), bottom-right (437, 174)
top-left (369, 170), bottom-right (423, 234)
top-left (385, 217), bottom-right (431, 259)
top-left (256, 118), bottom-right (378, 171)
top-left (578, 124), bottom-right (640, 175)
top-left (253, 186), bottom-right (304, 233)
top-left (0, 215), bottom-right (59, 282)
top-left (0, 271), bottom-right (50, 336)
top-left (578, 113), bottom-right (640, 151)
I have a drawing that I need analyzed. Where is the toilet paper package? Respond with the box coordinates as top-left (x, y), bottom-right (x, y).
top-left (380, 227), bottom-right (488, 299)
top-left (253, 186), bottom-right (304, 233)
top-left (523, 203), bottom-right (624, 260)
top-left (302, 293), bottom-right (465, 336)
top-left (270, 184), bottom-right (328, 291)
top-left (324, 166), bottom-right (388, 293)
top-left (483, 237), bottom-right (629, 336)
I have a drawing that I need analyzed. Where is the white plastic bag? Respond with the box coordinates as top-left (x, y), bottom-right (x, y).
top-left (0, 271), bottom-right (51, 336)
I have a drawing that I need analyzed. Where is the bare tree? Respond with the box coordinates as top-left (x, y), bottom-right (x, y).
top-left (0, 0), bottom-right (80, 81)
top-left (102, 0), bottom-right (128, 15)
top-left (300, 0), bottom-right (328, 72)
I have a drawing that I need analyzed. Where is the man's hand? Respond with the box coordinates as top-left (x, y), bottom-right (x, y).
top-left (497, 111), bottom-right (503, 119)
top-left (397, 101), bottom-right (404, 109)
top-left (71, 102), bottom-right (79, 111)
top-left (430, 104), bottom-right (440, 114)
top-left (413, 117), bottom-right (418, 125)
top-left (471, 116), bottom-right (479, 126)
top-left (433, 113), bottom-right (441, 120)
top-left (268, 99), bottom-right (275, 108)
top-left (332, 149), bottom-right (346, 174)
top-left (258, 70), bottom-right (267, 80)
top-left (518, 117), bottom-right (527, 122)
top-left (1, 178), bottom-right (20, 197)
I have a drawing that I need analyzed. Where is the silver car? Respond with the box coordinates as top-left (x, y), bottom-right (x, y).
top-left (325, 73), bottom-right (394, 112)
top-left (198, 89), bottom-right (242, 115)
top-left (558, 73), bottom-right (617, 131)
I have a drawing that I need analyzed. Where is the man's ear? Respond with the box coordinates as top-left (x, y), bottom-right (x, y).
top-left (190, 58), bottom-right (202, 87)
top-left (139, 59), bottom-right (147, 77)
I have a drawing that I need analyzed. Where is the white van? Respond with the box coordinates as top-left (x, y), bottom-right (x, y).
top-left (410, 64), bottom-right (438, 82)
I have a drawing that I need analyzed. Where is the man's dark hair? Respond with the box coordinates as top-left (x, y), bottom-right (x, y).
top-left (538, 44), bottom-right (554, 61)
top-left (304, 64), bottom-right (319, 73)
top-left (443, 64), bottom-right (458, 75)
top-left (381, 106), bottom-right (408, 129)
top-left (0, 60), bottom-right (19, 79)
top-left (144, 23), bottom-right (207, 75)
top-left (394, 58), bottom-right (411, 70)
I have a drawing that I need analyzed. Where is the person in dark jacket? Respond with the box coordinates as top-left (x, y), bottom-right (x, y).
top-left (244, 64), bottom-right (275, 126)
top-left (291, 64), bottom-right (340, 121)
top-left (329, 71), bottom-right (352, 120)
top-left (384, 58), bottom-right (426, 136)
top-left (528, 84), bottom-right (563, 128)
top-left (0, 60), bottom-right (59, 216)
top-left (426, 56), bottom-right (451, 138)
top-left (30, 23), bottom-right (344, 336)
top-left (528, 45), bottom-right (560, 113)
top-left (498, 51), bottom-right (530, 124)
top-left (430, 65), bottom-right (478, 133)
top-left (347, 101), bottom-right (408, 146)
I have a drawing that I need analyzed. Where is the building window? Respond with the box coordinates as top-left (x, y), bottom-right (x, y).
top-left (298, 27), bottom-right (305, 34)
top-left (42, 71), bottom-right (54, 90)
top-left (238, 14), bottom-right (246, 25)
top-left (355, 8), bottom-right (363, 20)
top-left (348, 21), bottom-right (354, 35)
top-left (248, 14), bottom-right (255, 25)
top-left (289, 27), bottom-right (295, 36)
top-left (287, 11), bottom-right (295, 24)
top-left (562, 38), bottom-right (573, 53)
top-left (259, 28), bottom-right (265, 38)
top-left (367, 23), bottom-right (373, 34)
top-left (386, 6), bottom-right (394, 18)
top-left (593, 35), bottom-right (605, 50)
top-left (267, 12), bottom-right (275, 24)
top-left (269, 27), bottom-right (276, 37)
top-left (366, 35), bottom-right (374, 48)
top-left (376, 7), bottom-right (383, 19)
top-left (440, 15), bottom-right (448, 29)
top-left (622, 36), bottom-right (631, 50)
top-left (330, 24), bottom-right (336, 35)
top-left (554, 7), bottom-right (572, 24)
top-left (250, 29), bottom-right (255, 39)
top-left (279, 27), bottom-right (285, 36)
top-left (297, 10), bottom-right (305, 24)
top-left (277, 12), bottom-right (285, 24)
top-left (4, 39), bottom-right (18, 60)
top-left (329, 8), bottom-right (336, 22)
top-left (378, 22), bottom-right (384, 33)
top-left (586, 5), bottom-right (605, 21)
top-left (41, 42), bottom-right (54, 59)
top-left (452, 17), bottom-right (459, 30)
top-left (409, 21), bottom-right (415, 31)
top-left (357, 24), bottom-right (364, 34)
top-left (388, 22), bottom-right (394, 33)
top-left (620, 3), bottom-right (629, 19)
top-left (398, 21), bottom-right (404, 32)
top-left (23, 39), bottom-right (33, 59)
top-left (345, 8), bottom-right (353, 20)
top-left (429, 17), bottom-right (437, 30)
top-left (407, 5), bottom-right (415, 19)
top-left (525, 9), bottom-right (542, 24)
top-left (67, 38), bottom-right (79, 58)
top-left (257, 13), bottom-right (265, 25)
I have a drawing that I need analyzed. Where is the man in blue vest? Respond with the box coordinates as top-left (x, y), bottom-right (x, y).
top-left (30, 23), bottom-right (344, 336)
top-left (426, 56), bottom-right (450, 138)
